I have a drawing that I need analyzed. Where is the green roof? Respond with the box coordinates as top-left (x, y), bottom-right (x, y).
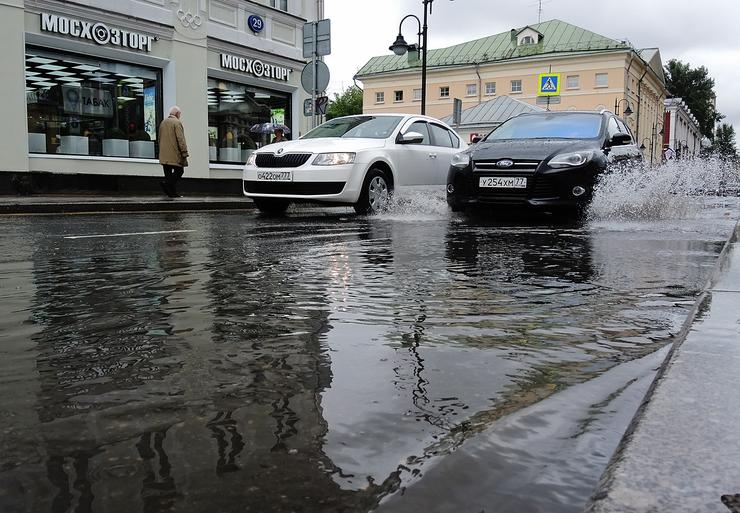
top-left (355, 19), bottom-right (631, 78)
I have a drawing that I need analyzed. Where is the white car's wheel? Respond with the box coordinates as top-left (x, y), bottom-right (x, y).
top-left (354, 168), bottom-right (390, 214)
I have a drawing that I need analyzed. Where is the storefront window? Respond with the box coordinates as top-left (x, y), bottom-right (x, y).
top-left (207, 78), bottom-right (291, 163)
top-left (25, 48), bottom-right (162, 158)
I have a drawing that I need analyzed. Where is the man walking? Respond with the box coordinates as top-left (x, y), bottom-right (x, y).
top-left (158, 106), bottom-right (189, 198)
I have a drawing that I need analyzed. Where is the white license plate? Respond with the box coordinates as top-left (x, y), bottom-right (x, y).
top-left (256, 170), bottom-right (292, 181)
top-left (479, 176), bottom-right (527, 188)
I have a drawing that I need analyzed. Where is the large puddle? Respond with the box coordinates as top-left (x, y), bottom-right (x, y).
top-left (0, 160), bottom-right (738, 513)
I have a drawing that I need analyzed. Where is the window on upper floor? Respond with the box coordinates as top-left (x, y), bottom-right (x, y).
top-left (439, 86), bottom-right (450, 98)
top-left (375, 91), bottom-right (384, 104)
top-left (466, 84), bottom-right (477, 96)
top-left (485, 82), bottom-right (496, 95)
top-left (413, 88), bottom-right (422, 101)
top-left (269, 0), bottom-right (288, 11)
top-left (595, 73), bottom-right (609, 88)
top-left (394, 90), bottom-right (403, 102)
top-left (566, 75), bottom-right (580, 89)
top-left (511, 79), bottom-right (522, 93)
top-left (521, 35), bottom-right (535, 45)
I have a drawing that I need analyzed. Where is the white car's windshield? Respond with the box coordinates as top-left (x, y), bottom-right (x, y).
top-left (486, 113), bottom-right (603, 140)
top-left (302, 116), bottom-right (403, 139)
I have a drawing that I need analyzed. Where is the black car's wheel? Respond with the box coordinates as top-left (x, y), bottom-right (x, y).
top-left (354, 168), bottom-right (391, 214)
top-left (253, 197), bottom-right (290, 216)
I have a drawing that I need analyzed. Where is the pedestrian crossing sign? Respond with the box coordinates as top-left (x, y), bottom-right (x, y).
top-left (538, 73), bottom-right (561, 96)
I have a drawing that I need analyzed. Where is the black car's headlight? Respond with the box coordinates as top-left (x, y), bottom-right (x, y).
top-left (548, 151), bottom-right (594, 168)
top-left (451, 152), bottom-right (471, 168)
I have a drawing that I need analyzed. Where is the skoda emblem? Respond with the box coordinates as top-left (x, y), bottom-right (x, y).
top-left (496, 159), bottom-right (514, 168)
top-left (277, 148), bottom-right (285, 155)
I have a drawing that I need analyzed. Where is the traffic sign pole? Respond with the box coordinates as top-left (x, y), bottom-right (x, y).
top-left (312, 22), bottom-right (317, 129)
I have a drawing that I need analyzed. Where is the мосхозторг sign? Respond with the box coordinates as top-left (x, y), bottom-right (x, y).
top-left (220, 54), bottom-right (292, 82)
top-left (40, 13), bottom-right (156, 53)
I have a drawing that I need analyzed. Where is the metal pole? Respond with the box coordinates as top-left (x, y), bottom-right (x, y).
top-left (311, 22), bottom-right (318, 128)
top-left (421, 0), bottom-right (428, 115)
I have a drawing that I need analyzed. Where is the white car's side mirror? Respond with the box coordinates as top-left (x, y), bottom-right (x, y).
top-left (399, 131), bottom-right (425, 145)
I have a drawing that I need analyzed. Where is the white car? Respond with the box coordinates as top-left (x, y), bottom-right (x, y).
top-left (242, 114), bottom-right (467, 214)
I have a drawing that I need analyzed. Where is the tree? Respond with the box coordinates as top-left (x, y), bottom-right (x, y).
top-left (712, 123), bottom-right (738, 158)
top-left (664, 59), bottom-right (723, 137)
top-left (326, 86), bottom-right (363, 120)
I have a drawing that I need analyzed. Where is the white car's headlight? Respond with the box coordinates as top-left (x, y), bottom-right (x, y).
top-left (245, 153), bottom-right (257, 166)
top-left (312, 152), bottom-right (356, 166)
top-left (451, 152), bottom-right (471, 168)
top-left (548, 151), bottom-right (594, 168)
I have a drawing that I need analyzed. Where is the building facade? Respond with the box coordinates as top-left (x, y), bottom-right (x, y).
top-left (355, 20), bottom-right (668, 164)
top-left (663, 97), bottom-right (703, 159)
top-left (1, 0), bottom-right (320, 192)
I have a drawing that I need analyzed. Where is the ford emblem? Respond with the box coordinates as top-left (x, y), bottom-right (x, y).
top-left (277, 148), bottom-right (285, 154)
top-left (496, 159), bottom-right (514, 168)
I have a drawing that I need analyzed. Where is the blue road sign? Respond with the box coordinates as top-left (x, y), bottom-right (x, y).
top-left (538, 73), bottom-right (560, 96)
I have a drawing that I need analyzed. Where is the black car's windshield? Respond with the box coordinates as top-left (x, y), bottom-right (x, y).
top-left (486, 113), bottom-right (603, 140)
top-left (302, 116), bottom-right (402, 139)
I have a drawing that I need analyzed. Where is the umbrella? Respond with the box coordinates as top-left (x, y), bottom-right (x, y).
top-left (249, 122), bottom-right (291, 134)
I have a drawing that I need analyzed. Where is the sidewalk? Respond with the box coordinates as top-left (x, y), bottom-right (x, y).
top-left (587, 219), bottom-right (740, 513)
top-left (0, 194), bottom-right (255, 214)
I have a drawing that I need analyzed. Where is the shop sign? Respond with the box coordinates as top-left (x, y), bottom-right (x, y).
top-left (62, 85), bottom-right (114, 118)
top-left (40, 13), bottom-right (155, 53)
top-left (220, 53), bottom-right (292, 82)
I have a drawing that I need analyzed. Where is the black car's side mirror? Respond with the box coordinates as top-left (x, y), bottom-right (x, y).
top-left (608, 133), bottom-right (632, 146)
top-left (398, 131), bottom-right (425, 144)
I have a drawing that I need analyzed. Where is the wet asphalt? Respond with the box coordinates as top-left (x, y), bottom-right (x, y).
top-left (0, 197), bottom-right (738, 513)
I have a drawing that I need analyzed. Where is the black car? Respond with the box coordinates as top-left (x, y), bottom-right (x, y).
top-left (446, 111), bottom-right (641, 215)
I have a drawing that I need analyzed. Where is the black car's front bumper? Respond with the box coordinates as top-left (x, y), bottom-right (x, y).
top-left (447, 162), bottom-right (601, 211)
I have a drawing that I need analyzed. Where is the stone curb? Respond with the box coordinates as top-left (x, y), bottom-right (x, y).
top-left (0, 198), bottom-right (256, 214)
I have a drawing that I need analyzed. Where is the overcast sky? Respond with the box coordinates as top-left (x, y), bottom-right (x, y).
top-left (323, 0), bottom-right (739, 141)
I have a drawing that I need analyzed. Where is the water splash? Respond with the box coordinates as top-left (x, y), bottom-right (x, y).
top-left (376, 188), bottom-right (451, 221)
top-left (588, 157), bottom-right (739, 221)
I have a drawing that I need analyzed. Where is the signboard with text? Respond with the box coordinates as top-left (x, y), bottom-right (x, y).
top-left (62, 85), bottom-right (114, 118)
top-left (40, 13), bottom-right (155, 52)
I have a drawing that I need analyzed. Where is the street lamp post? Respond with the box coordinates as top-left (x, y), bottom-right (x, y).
top-left (651, 120), bottom-right (664, 165)
top-left (640, 138), bottom-right (652, 166)
top-left (614, 98), bottom-right (633, 118)
top-left (389, 0), bottom-right (443, 116)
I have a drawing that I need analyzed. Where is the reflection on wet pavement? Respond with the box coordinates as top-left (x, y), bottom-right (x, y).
top-left (0, 200), bottom-right (737, 512)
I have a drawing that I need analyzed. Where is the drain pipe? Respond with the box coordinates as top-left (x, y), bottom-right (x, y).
top-left (635, 67), bottom-right (649, 143)
top-left (475, 62), bottom-right (482, 105)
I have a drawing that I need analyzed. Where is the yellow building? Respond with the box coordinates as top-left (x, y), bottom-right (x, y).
top-left (355, 20), bottom-right (667, 163)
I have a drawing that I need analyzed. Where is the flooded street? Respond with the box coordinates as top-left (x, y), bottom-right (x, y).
top-left (0, 192), bottom-right (738, 513)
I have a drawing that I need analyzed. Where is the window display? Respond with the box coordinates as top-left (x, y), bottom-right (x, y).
top-left (207, 78), bottom-right (291, 163)
top-left (25, 48), bottom-right (162, 158)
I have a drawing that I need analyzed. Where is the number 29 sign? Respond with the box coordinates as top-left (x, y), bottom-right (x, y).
top-left (248, 15), bottom-right (264, 33)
